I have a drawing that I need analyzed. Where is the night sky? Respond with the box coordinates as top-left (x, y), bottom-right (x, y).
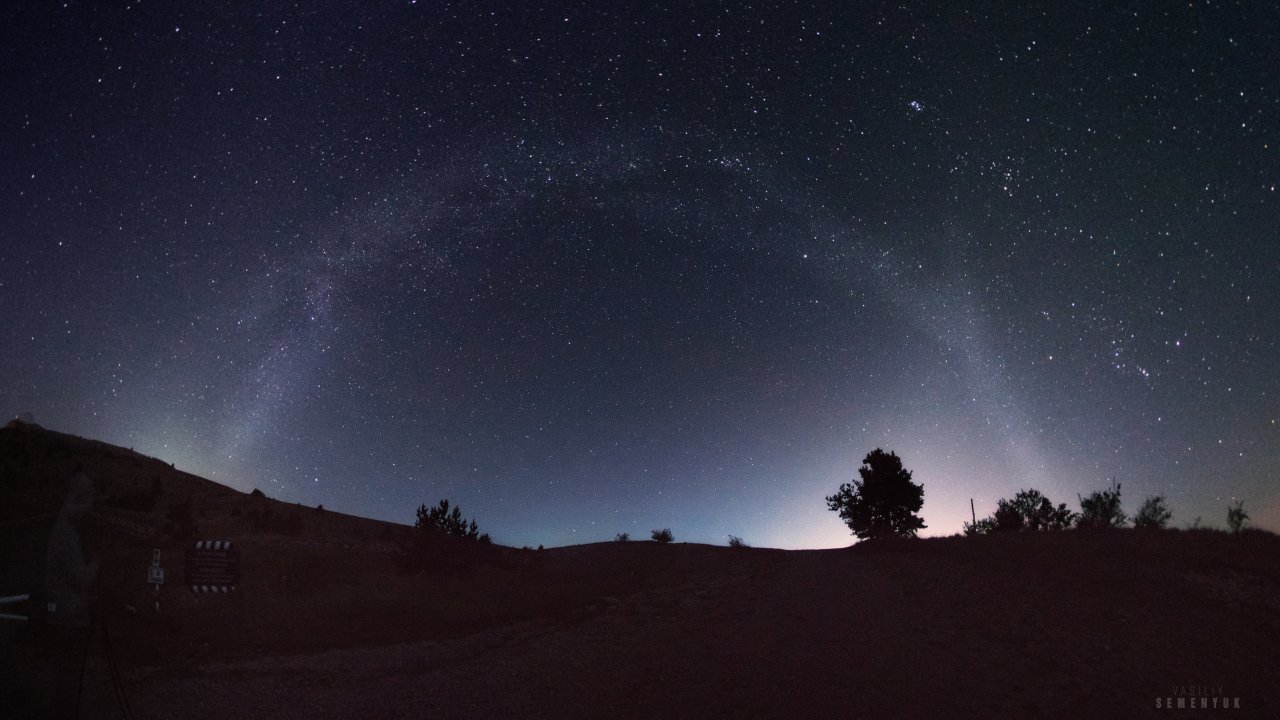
top-left (3, 1), bottom-right (1277, 548)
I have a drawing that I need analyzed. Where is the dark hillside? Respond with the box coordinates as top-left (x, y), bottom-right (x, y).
top-left (4, 421), bottom-right (1279, 718)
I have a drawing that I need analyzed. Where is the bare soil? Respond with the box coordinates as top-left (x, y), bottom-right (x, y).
top-left (4, 422), bottom-right (1278, 718)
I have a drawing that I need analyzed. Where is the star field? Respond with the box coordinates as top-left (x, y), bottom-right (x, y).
top-left (2, 1), bottom-right (1277, 547)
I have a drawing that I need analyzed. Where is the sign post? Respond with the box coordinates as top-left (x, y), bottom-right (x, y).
top-left (148, 548), bottom-right (165, 612)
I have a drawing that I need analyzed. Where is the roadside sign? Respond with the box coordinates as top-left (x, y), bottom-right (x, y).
top-left (185, 540), bottom-right (240, 593)
top-left (148, 566), bottom-right (165, 584)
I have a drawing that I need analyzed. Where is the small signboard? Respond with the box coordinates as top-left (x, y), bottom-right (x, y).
top-left (184, 540), bottom-right (240, 593)
top-left (147, 566), bottom-right (165, 584)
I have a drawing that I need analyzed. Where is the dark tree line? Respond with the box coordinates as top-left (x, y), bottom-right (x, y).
top-left (822, 449), bottom-right (1252, 541)
top-left (963, 482), bottom-right (1250, 535)
top-left (415, 498), bottom-right (491, 543)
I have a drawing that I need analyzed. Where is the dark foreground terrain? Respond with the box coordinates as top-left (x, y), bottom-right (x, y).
top-left (3, 421), bottom-right (1278, 718)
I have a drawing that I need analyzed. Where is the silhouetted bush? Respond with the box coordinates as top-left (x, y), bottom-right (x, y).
top-left (1227, 501), bottom-right (1250, 533)
top-left (826, 448), bottom-right (925, 540)
top-left (651, 528), bottom-right (674, 543)
top-left (966, 488), bottom-right (1074, 534)
top-left (416, 498), bottom-right (487, 541)
top-left (615, 532), bottom-right (630, 542)
top-left (250, 488), bottom-right (266, 498)
top-left (1078, 480), bottom-right (1127, 528)
top-left (963, 517), bottom-right (998, 536)
top-left (1134, 495), bottom-right (1173, 529)
top-left (400, 499), bottom-right (494, 575)
top-left (727, 535), bottom-right (748, 548)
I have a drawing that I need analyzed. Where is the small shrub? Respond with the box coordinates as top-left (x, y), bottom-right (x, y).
top-left (1078, 480), bottom-right (1127, 528)
top-left (615, 532), bottom-right (630, 542)
top-left (400, 499), bottom-right (494, 574)
top-left (415, 499), bottom-right (485, 540)
top-left (968, 489), bottom-right (1074, 534)
top-left (727, 535), bottom-right (748, 548)
top-left (1133, 495), bottom-right (1172, 529)
top-left (1227, 501), bottom-right (1250, 533)
top-left (963, 517), bottom-right (998, 536)
top-left (651, 528), bottom-right (674, 543)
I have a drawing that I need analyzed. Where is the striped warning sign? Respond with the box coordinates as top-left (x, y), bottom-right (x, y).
top-left (185, 540), bottom-right (240, 593)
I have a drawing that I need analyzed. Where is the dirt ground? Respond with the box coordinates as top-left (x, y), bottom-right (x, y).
top-left (108, 532), bottom-right (1280, 719)
top-left (4, 424), bottom-right (1278, 718)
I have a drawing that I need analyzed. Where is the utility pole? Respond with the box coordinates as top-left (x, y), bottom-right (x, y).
top-left (970, 498), bottom-right (976, 527)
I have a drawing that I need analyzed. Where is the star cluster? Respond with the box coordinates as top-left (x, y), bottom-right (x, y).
top-left (2, 2), bottom-right (1276, 546)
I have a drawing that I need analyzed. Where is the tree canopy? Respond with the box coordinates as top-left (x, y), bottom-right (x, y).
top-left (966, 488), bottom-right (1075, 534)
top-left (650, 528), bottom-right (674, 543)
top-left (415, 498), bottom-right (491, 543)
top-left (1078, 481), bottom-right (1127, 529)
top-left (1133, 495), bottom-right (1173, 529)
top-left (826, 449), bottom-right (926, 540)
top-left (1227, 500), bottom-right (1250, 533)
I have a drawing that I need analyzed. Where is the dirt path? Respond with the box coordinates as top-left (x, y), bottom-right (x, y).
top-left (124, 541), bottom-right (1280, 718)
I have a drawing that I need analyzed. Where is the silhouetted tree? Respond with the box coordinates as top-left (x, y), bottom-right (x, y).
top-left (1227, 500), bottom-right (1250, 533)
top-left (727, 535), bottom-right (749, 548)
top-left (1078, 480), bottom-right (1127, 528)
top-left (826, 449), bottom-right (925, 540)
top-left (400, 499), bottom-right (492, 575)
top-left (615, 532), bottom-right (630, 542)
top-left (415, 498), bottom-right (486, 541)
top-left (968, 489), bottom-right (1075, 534)
top-left (1133, 495), bottom-right (1173, 529)
top-left (651, 528), bottom-right (674, 543)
